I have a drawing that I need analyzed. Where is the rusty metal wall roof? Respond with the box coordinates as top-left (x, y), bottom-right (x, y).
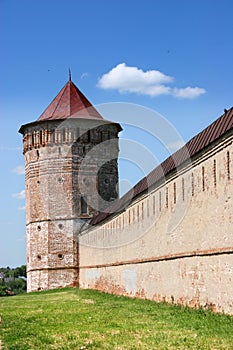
top-left (90, 107), bottom-right (233, 226)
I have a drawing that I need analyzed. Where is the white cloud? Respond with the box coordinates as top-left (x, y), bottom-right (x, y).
top-left (172, 87), bottom-right (206, 99)
top-left (98, 63), bottom-right (173, 96)
top-left (80, 72), bottom-right (89, 79)
top-left (98, 63), bottom-right (206, 99)
top-left (12, 190), bottom-right (25, 200)
top-left (133, 84), bottom-right (171, 97)
top-left (12, 165), bottom-right (25, 175)
top-left (18, 206), bottom-right (26, 211)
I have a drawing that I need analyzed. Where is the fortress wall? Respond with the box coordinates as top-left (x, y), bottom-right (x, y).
top-left (79, 136), bottom-right (233, 314)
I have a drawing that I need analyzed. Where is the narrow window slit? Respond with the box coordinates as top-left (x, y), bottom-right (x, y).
top-left (213, 159), bottom-right (217, 187)
top-left (191, 173), bottom-right (194, 196)
top-left (173, 182), bottom-right (176, 204)
top-left (166, 187), bottom-right (169, 208)
top-left (202, 167), bottom-right (205, 191)
top-left (227, 151), bottom-right (230, 180)
top-left (81, 196), bottom-right (87, 214)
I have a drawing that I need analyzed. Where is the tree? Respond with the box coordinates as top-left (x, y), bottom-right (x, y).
top-left (0, 265), bottom-right (27, 296)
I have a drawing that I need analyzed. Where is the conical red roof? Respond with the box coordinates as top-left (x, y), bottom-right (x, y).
top-left (37, 80), bottom-right (103, 121)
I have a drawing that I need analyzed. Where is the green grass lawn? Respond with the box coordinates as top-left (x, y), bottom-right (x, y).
top-left (0, 288), bottom-right (232, 349)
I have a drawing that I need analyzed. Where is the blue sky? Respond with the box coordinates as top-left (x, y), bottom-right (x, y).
top-left (0, 0), bottom-right (232, 267)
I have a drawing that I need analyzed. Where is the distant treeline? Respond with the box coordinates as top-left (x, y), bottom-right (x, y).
top-left (0, 265), bottom-right (27, 296)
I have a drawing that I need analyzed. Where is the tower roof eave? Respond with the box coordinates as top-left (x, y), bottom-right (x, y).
top-left (18, 117), bottom-right (122, 134)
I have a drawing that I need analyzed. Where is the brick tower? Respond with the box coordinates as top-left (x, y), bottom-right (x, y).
top-left (19, 77), bottom-right (122, 292)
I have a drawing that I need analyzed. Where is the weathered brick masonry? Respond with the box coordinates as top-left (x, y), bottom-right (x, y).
top-left (19, 78), bottom-right (233, 314)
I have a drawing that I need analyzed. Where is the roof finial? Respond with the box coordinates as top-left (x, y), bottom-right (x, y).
top-left (68, 68), bottom-right (72, 81)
